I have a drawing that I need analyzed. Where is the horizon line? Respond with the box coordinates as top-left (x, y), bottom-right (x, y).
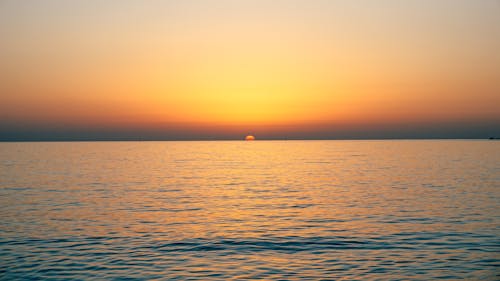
top-left (1, 137), bottom-right (498, 143)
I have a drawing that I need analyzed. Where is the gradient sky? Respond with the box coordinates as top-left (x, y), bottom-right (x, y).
top-left (1, 0), bottom-right (499, 140)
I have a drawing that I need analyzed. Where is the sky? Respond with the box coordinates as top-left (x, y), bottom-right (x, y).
top-left (1, 0), bottom-right (499, 140)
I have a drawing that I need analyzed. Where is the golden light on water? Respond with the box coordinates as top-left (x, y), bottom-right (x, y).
top-left (2, 141), bottom-right (498, 278)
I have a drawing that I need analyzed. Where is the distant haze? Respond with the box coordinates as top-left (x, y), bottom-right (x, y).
top-left (1, 0), bottom-right (499, 140)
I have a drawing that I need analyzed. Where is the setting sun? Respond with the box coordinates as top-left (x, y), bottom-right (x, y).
top-left (245, 135), bottom-right (255, 141)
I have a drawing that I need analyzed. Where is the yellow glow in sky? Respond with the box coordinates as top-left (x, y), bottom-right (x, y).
top-left (0, 0), bottom-right (499, 138)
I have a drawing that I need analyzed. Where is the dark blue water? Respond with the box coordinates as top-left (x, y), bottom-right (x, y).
top-left (1, 141), bottom-right (499, 280)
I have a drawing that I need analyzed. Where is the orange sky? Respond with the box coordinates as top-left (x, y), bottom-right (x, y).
top-left (0, 0), bottom-right (499, 139)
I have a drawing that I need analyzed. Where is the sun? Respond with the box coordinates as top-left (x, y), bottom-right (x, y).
top-left (245, 135), bottom-right (255, 141)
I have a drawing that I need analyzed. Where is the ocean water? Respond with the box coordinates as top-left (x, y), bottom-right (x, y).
top-left (0, 140), bottom-right (498, 280)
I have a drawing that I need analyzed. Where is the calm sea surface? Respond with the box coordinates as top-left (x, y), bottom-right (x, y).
top-left (0, 140), bottom-right (498, 280)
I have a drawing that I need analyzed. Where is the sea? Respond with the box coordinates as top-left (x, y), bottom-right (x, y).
top-left (0, 140), bottom-right (498, 280)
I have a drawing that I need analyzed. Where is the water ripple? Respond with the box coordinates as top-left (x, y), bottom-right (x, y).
top-left (0, 140), bottom-right (498, 280)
